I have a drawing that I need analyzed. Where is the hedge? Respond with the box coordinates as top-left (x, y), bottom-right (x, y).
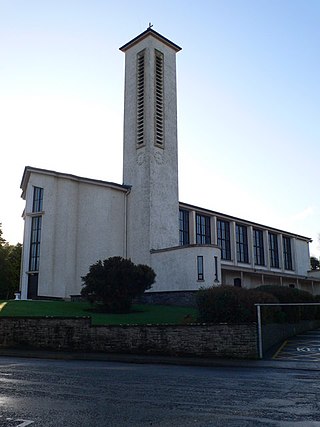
top-left (254, 285), bottom-right (316, 322)
top-left (196, 285), bottom-right (279, 324)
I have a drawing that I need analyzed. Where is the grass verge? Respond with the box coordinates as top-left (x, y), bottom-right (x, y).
top-left (0, 300), bottom-right (198, 326)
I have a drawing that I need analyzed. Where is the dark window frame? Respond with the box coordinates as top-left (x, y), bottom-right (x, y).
top-left (283, 236), bottom-right (293, 270)
top-left (179, 209), bottom-right (190, 245)
top-left (29, 216), bottom-right (42, 271)
top-left (196, 214), bottom-right (211, 244)
top-left (234, 277), bottom-right (242, 287)
top-left (269, 232), bottom-right (280, 268)
top-left (217, 219), bottom-right (231, 260)
top-left (32, 187), bottom-right (43, 213)
top-left (236, 224), bottom-right (249, 263)
top-left (197, 256), bottom-right (204, 281)
top-left (253, 228), bottom-right (265, 266)
top-left (214, 256), bottom-right (219, 282)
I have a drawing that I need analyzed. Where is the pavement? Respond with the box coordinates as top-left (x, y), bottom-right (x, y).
top-left (1, 347), bottom-right (320, 371)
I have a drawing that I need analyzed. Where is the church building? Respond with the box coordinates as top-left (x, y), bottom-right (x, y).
top-left (19, 28), bottom-right (320, 300)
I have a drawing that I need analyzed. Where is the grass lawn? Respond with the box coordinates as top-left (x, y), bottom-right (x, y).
top-left (0, 300), bottom-right (198, 326)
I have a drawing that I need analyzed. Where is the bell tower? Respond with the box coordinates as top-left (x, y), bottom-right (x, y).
top-left (120, 28), bottom-right (182, 265)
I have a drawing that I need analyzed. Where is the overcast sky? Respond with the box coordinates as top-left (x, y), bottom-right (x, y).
top-left (1, 0), bottom-right (319, 257)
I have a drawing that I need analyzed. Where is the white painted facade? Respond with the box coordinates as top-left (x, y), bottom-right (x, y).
top-left (19, 28), bottom-right (320, 299)
top-left (20, 169), bottom-right (129, 299)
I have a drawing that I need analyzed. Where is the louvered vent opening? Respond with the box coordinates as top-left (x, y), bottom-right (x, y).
top-left (136, 51), bottom-right (145, 146)
top-left (155, 50), bottom-right (164, 146)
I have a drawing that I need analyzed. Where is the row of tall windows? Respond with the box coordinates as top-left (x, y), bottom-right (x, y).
top-left (29, 187), bottom-right (43, 272)
top-left (179, 209), bottom-right (293, 270)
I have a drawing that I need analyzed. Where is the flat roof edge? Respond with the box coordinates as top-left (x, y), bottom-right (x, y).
top-left (179, 201), bottom-right (312, 241)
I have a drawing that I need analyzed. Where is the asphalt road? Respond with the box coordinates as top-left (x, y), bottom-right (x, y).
top-left (273, 330), bottom-right (320, 362)
top-left (0, 356), bottom-right (320, 427)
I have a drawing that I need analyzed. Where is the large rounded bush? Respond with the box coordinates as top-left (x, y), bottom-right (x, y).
top-left (81, 256), bottom-right (156, 313)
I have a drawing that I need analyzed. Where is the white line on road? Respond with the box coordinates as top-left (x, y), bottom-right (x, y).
top-left (0, 416), bottom-right (34, 426)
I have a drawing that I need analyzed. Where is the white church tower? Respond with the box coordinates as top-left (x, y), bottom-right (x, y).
top-left (120, 27), bottom-right (181, 265)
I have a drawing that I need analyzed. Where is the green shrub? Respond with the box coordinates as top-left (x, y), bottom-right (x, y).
top-left (196, 285), bottom-right (279, 324)
top-left (81, 257), bottom-right (156, 313)
top-left (254, 285), bottom-right (316, 322)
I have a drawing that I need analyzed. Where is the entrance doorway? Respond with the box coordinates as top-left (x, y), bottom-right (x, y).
top-left (27, 273), bottom-right (38, 299)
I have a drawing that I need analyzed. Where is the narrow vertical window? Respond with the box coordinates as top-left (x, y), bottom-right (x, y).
top-left (29, 186), bottom-right (43, 271)
top-left (217, 219), bottom-right (231, 260)
top-left (179, 209), bottom-right (189, 245)
top-left (154, 50), bottom-right (164, 146)
top-left (196, 214), bottom-right (211, 244)
top-left (136, 50), bottom-right (145, 146)
top-left (29, 216), bottom-right (41, 271)
top-left (32, 187), bottom-right (43, 212)
top-left (214, 256), bottom-right (219, 282)
top-left (197, 256), bottom-right (204, 281)
top-left (236, 224), bottom-right (249, 263)
top-left (269, 233), bottom-right (279, 268)
top-left (253, 229), bottom-right (265, 266)
top-left (283, 237), bottom-right (293, 270)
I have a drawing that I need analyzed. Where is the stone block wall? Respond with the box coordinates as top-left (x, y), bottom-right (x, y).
top-left (0, 317), bottom-right (258, 359)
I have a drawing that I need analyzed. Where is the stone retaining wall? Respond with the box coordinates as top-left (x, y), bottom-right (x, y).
top-left (0, 317), bottom-right (258, 359)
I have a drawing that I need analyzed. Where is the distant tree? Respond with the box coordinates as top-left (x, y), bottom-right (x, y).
top-left (0, 224), bottom-right (6, 245)
top-left (310, 256), bottom-right (320, 271)
top-left (81, 256), bottom-right (156, 313)
top-left (0, 224), bottom-right (22, 299)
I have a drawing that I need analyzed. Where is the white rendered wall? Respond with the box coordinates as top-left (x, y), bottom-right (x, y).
top-left (122, 34), bottom-right (180, 266)
top-left (21, 171), bottom-right (127, 298)
top-left (150, 245), bottom-right (221, 292)
top-left (294, 238), bottom-right (311, 276)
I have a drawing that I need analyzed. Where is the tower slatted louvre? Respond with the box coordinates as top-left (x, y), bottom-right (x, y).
top-left (137, 51), bottom-right (145, 145)
top-left (155, 50), bottom-right (164, 145)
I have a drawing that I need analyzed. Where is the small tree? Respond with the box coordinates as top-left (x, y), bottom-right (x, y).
top-left (81, 256), bottom-right (156, 313)
top-left (310, 256), bottom-right (320, 271)
top-left (0, 224), bottom-right (22, 299)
